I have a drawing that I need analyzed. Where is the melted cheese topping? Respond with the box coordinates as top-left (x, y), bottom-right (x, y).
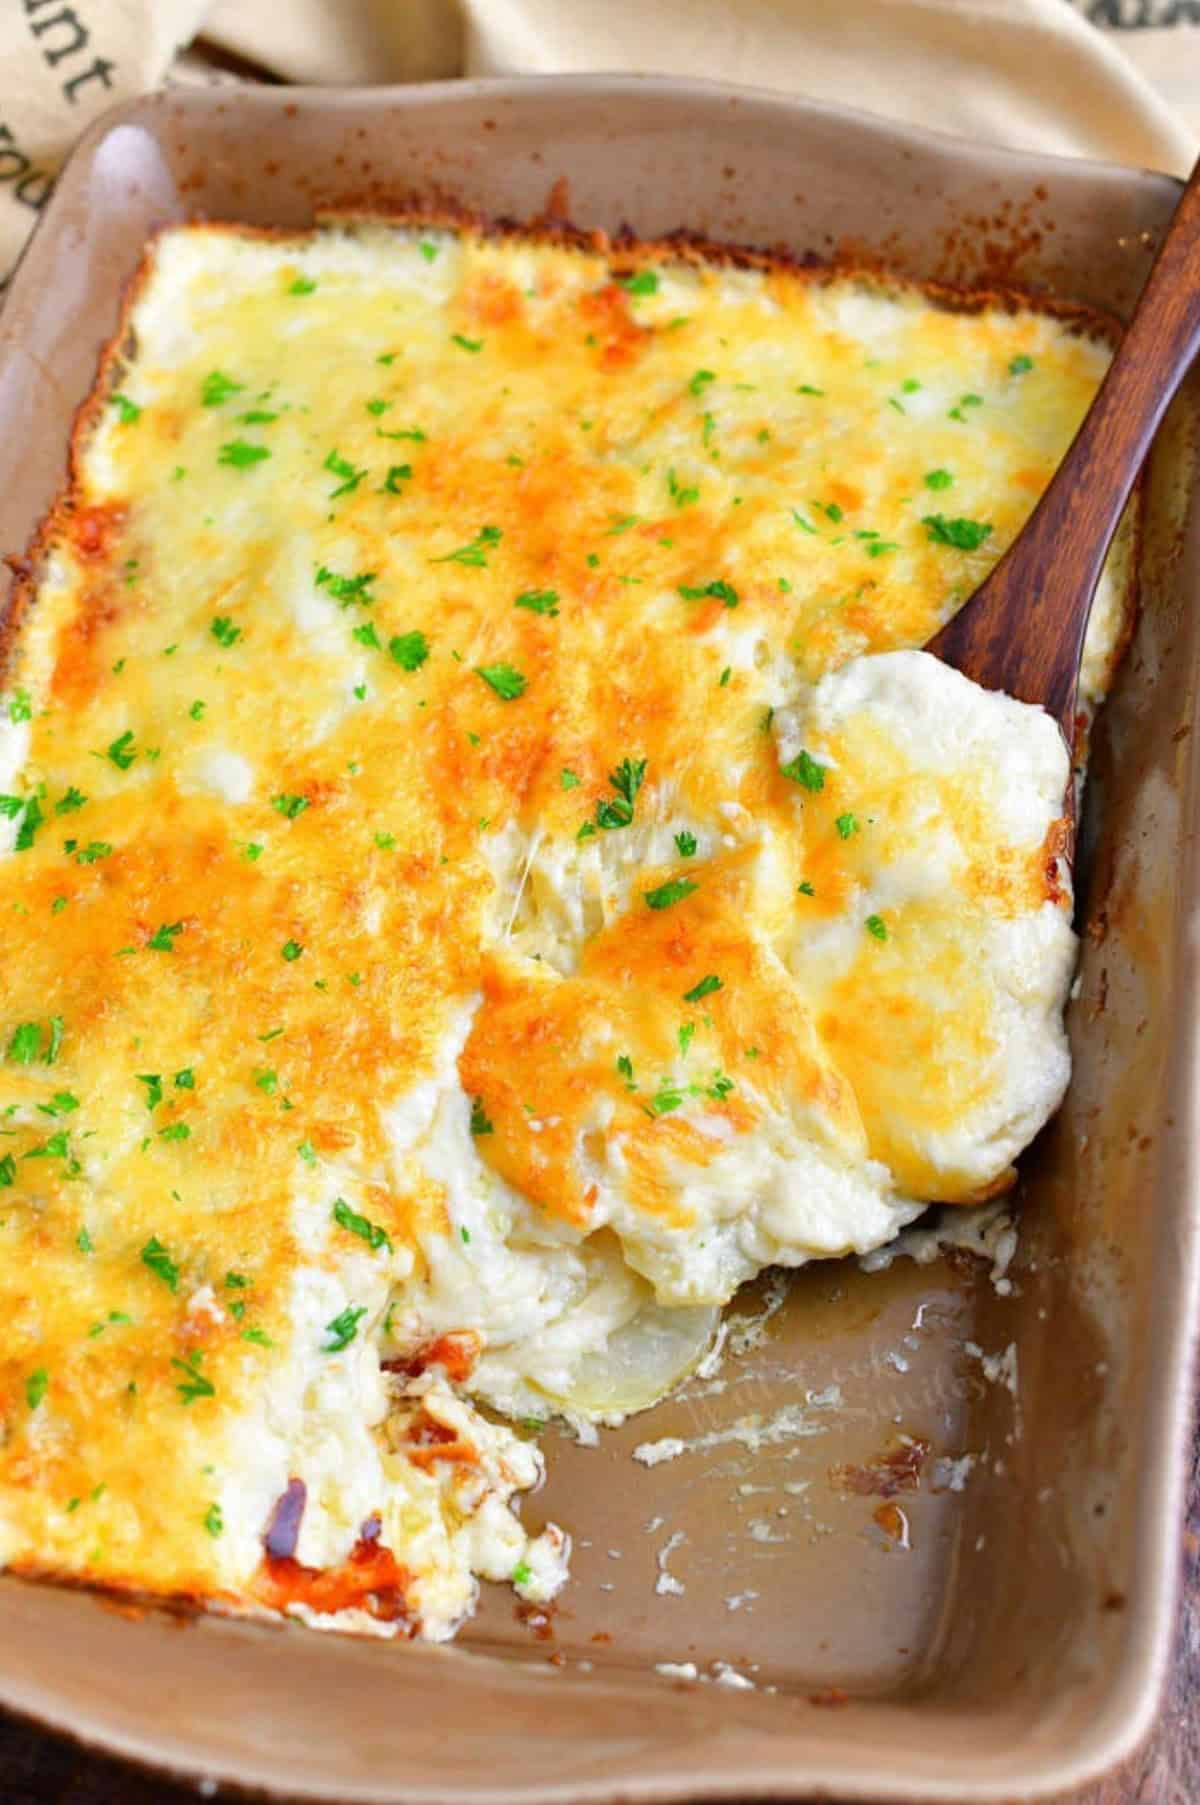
top-left (0, 222), bottom-right (1131, 1632)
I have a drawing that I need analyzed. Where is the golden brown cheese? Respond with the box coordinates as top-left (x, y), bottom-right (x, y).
top-left (0, 219), bottom-right (1130, 1620)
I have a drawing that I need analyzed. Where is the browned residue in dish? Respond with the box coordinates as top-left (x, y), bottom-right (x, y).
top-left (830, 1436), bottom-right (930, 1498)
top-left (515, 1599), bottom-right (557, 1642)
top-left (873, 1502), bottom-right (912, 1549)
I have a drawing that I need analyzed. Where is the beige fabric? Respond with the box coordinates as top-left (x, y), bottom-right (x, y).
top-left (0, 0), bottom-right (1196, 291)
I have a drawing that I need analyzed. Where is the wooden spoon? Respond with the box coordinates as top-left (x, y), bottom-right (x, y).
top-left (928, 157), bottom-right (1200, 741)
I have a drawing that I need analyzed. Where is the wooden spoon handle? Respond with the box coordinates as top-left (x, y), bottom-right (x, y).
top-left (930, 156), bottom-right (1200, 732)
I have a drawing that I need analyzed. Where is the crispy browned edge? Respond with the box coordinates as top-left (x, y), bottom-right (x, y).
top-left (1, 196), bottom-right (1130, 695)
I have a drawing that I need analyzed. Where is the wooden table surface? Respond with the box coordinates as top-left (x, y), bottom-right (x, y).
top-left (2, 1423), bottom-right (1197, 1805)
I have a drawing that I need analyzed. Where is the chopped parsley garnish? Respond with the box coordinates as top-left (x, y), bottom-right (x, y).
top-left (0, 1154), bottom-right (14, 1187)
top-left (353, 622), bottom-right (381, 649)
top-left (218, 439), bottom-right (270, 469)
top-left (515, 588), bottom-right (560, 617)
top-left (374, 832), bottom-right (396, 849)
top-left (7, 689), bottom-right (32, 723)
top-left (1009, 353), bottom-right (1034, 374)
top-left (707, 1071), bottom-right (735, 1101)
top-left (866, 914), bottom-right (888, 941)
top-left (667, 468), bottom-right (699, 508)
top-left (476, 663), bottom-right (526, 701)
top-left (159, 1122), bottom-right (190, 1142)
top-left (419, 240), bottom-right (439, 263)
top-left (14, 796), bottom-right (42, 851)
top-left (923, 513), bottom-right (993, 551)
top-left (188, 700), bottom-right (205, 722)
top-left (606, 513), bottom-right (639, 535)
top-left (25, 1369), bottom-right (48, 1411)
top-left (377, 426), bottom-right (426, 443)
top-left (797, 880), bottom-right (815, 897)
top-left (688, 369), bottom-right (716, 397)
top-left (0, 794), bottom-right (23, 818)
top-left (281, 940), bottom-right (303, 962)
top-left (674, 830), bottom-right (698, 857)
top-left (451, 334), bottom-right (483, 353)
top-left (470, 1096), bottom-right (494, 1136)
top-left (172, 1350), bottom-right (214, 1403)
top-left (678, 1022), bottom-right (695, 1056)
top-left (239, 410), bottom-right (277, 425)
top-left (381, 464), bottom-right (411, 493)
top-left (297, 1139), bottom-right (317, 1165)
top-left (322, 1305), bottom-right (368, 1353)
top-left (76, 1227), bottom-right (93, 1252)
top-left (45, 1017), bottom-right (63, 1065)
top-left (288, 275), bottom-right (317, 295)
top-left (111, 393), bottom-right (141, 424)
top-left (242, 1328), bottom-right (274, 1347)
top-left (366, 399), bottom-right (391, 417)
top-left (204, 1503), bottom-right (224, 1537)
top-left (323, 448), bottom-right (366, 498)
top-left (140, 1236), bottom-right (179, 1291)
top-left (644, 877), bottom-right (698, 911)
top-left (315, 566), bottom-right (376, 606)
top-left (6, 1022), bottom-right (42, 1064)
top-left (201, 371), bottom-right (243, 407)
top-left (105, 731), bottom-right (137, 770)
top-left (211, 616), bottom-right (242, 647)
top-left (332, 1197), bottom-right (393, 1253)
top-left (616, 1054), bottom-right (636, 1089)
top-left (683, 974), bottom-right (722, 1004)
top-left (796, 383), bottom-right (825, 396)
top-left (175, 1068), bottom-right (195, 1089)
top-left (55, 787), bottom-right (85, 814)
top-left (224, 1271), bottom-right (251, 1290)
top-left (75, 840), bottom-right (112, 864)
top-left (559, 769), bottom-right (581, 790)
top-left (147, 921), bottom-right (183, 952)
top-left (137, 1073), bottom-right (163, 1111)
top-left (835, 812), bottom-right (859, 839)
top-left (389, 631), bottom-right (429, 670)
top-left (924, 469), bottom-right (953, 491)
top-left (511, 1560), bottom-right (533, 1587)
top-left (618, 270), bottom-right (658, 295)
top-left (593, 756), bottom-right (646, 831)
top-left (678, 578), bottom-right (738, 608)
top-left (645, 1080), bottom-right (684, 1117)
top-left (781, 750), bottom-right (826, 791)
top-left (432, 524), bottom-right (501, 568)
top-left (272, 793), bottom-right (309, 820)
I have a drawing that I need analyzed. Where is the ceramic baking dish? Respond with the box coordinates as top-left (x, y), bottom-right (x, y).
top-left (0, 75), bottom-right (1197, 1805)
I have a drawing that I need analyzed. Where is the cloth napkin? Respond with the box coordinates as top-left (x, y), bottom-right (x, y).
top-left (1, 0), bottom-right (1196, 295)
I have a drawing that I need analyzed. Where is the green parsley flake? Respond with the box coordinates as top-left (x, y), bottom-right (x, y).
top-left (201, 371), bottom-right (243, 407)
top-left (924, 469), bottom-right (953, 491)
top-left (511, 1560), bottom-right (533, 1587)
top-left (25, 1369), bottom-right (48, 1411)
top-left (141, 1236), bottom-right (179, 1291)
top-left (323, 448), bottom-right (366, 498)
top-left (617, 270), bottom-right (658, 296)
top-left (218, 440), bottom-right (270, 469)
top-left (0, 1154), bottom-right (14, 1187)
top-left (332, 1197), bottom-right (393, 1253)
top-left (172, 1350), bottom-right (215, 1403)
top-left (923, 513), bottom-right (993, 551)
top-left (211, 616), bottom-right (242, 647)
top-left (559, 769), bottom-right (581, 791)
top-left (678, 579), bottom-right (738, 608)
top-left (476, 663), bottom-right (526, 701)
top-left (137, 1073), bottom-right (163, 1111)
top-left (204, 1503), bottom-right (224, 1537)
top-left (1009, 353), bottom-right (1034, 375)
top-left (452, 334), bottom-right (483, 353)
top-left (111, 393), bottom-right (141, 424)
top-left (6, 1022), bottom-right (42, 1064)
top-left (432, 524), bottom-right (501, 568)
top-left (781, 750), bottom-right (826, 792)
top-left (7, 689), bottom-right (32, 723)
top-left (322, 1305), bottom-right (368, 1353)
top-left (272, 793), bottom-right (309, 820)
top-left (105, 731), bottom-right (137, 771)
top-left (315, 566), bottom-right (376, 606)
top-left (835, 813), bottom-right (859, 840)
top-left (683, 974), bottom-right (722, 1004)
top-left (667, 468), bottom-right (699, 508)
top-left (288, 275), bottom-right (317, 295)
top-left (515, 589), bottom-right (560, 617)
top-left (381, 464), bottom-right (411, 494)
top-left (389, 631), bottom-right (430, 671)
top-left (470, 1096), bottom-right (494, 1136)
top-left (159, 1122), bottom-right (190, 1142)
top-left (689, 369), bottom-right (716, 397)
top-left (797, 880), bottom-right (815, 897)
top-left (281, 940), bottom-right (303, 963)
top-left (147, 921), bottom-right (183, 952)
top-left (175, 1068), bottom-right (195, 1089)
top-left (644, 877), bottom-right (699, 911)
top-left (866, 914), bottom-right (888, 941)
top-left (674, 830), bottom-right (698, 857)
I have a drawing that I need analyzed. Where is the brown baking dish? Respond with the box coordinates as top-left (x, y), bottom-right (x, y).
top-left (0, 75), bottom-right (1197, 1804)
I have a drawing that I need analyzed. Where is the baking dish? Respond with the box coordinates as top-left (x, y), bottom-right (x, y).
top-left (0, 74), bottom-right (1196, 1804)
